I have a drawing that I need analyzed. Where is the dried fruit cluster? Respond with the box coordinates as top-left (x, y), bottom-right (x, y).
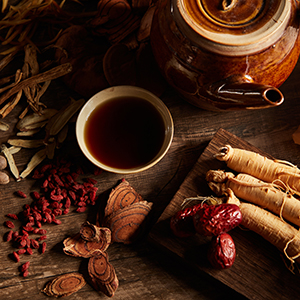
top-left (3, 157), bottom-right (100, 277)
top-left (170, 200), bottom-right (242, 269)
top-left (100, 179), bottom-right (153, 244)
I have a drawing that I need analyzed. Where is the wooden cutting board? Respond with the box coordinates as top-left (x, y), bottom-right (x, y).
top-left (148, 128), bottom-right (300, 300)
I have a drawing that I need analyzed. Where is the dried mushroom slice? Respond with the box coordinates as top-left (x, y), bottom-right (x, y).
top-left (104, 200), bottom-right (153, 244)
top-left (63, 229), bottom-right (111, 258)
top-left (88, 251), bottom-right (119, 297)
top-left (42, 272), bottom-right (86, 297)
top-left (104, 179), bottom-right (143, 217)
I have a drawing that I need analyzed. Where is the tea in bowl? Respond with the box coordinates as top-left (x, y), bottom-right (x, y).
top-left (76, 86), bottom-right (174, 174)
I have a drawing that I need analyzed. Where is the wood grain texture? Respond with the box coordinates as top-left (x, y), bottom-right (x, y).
top-left (149, 128), bottom-right (300, 300)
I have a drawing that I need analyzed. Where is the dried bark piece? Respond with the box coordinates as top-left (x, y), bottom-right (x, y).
top-left (104, 201), bottom-right (153, 244)
top-left (16, 108), bottom-right (57, 131)
top-left (0, 63), bottom-right (72, 106)
top-left (88, 251), bottom-right (119, 297)
top-left (7, 138), bottom-right (44, 148)
top-left (104, 179), bottom-right (143, 217)
top-left (44, 98), bottom-right (85, 143)
top-left (80, 221), bottom-right (109, 243)
top-left (63, 228), bottom-right (111, 258)
top-left (103, 43), bottom-right (137, 86)
top-left (20, 148), bottom-right (47, 179)
top-left (42, 272), bottom-right (86, 297)
top-left (1, 144), bottom-right (20, 181)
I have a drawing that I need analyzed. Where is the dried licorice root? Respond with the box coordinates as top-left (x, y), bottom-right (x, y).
top-left (42, 272), bottom-right (86, 297)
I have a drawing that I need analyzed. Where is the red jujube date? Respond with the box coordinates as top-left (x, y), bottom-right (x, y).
top-left (170, 203), bottom-right (208, 238)
top-left (208, 233), bottom-right (236, 269)
top-left (193, 203), bottom-right (242, 236)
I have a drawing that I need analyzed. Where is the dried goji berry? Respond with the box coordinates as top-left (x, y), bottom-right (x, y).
top-left (52, 219), bottom-right (62, 225)
top-left (23, 226), bottom-right (34, 232)
top-left (37, 229), bottom-right (47, 235)
top-left (6, 213), bottom-right (18, 220)
top-left (26, 248), bottom-right (33, 255)
top-left (17, 249), bottom-right (26, 255)
top-left (85, 177), bottom-right (97, 185)
top-left (4, 220), bottom-right (15, 229)
top-left (37, 235), bottom-right (47, 241)
top-left (50, 194), bottom-right (64, 201)
top-left (12, 251), bottom-right (20, 262)
top-left (76, 206), bottom-right (86, 213)
top-left (20, 261), bottom-right (30, 272)
top-left (44, 212), bottom-right (52, 223)
top-left (16, 190), bottom-right (27, 198)
top-left (40, 241), bottom-right (46, 254)
top-left (22, 269), bottom-right (29, 277)
top-left (63, 208), bottom-right (69, 215)
top-left (30, 239), bottom-right (39, 249)
top-left (4, 230), bottom-right (13, 242)
top-left (31, 191), bottom-right (40, 200)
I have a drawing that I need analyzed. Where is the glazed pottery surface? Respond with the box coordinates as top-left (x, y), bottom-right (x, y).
top-left (150, 0), bottom-right (300, 110)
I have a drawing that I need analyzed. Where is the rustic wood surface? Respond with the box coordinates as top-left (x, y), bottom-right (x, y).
top-left (2, 5), bottom-right (300, 299)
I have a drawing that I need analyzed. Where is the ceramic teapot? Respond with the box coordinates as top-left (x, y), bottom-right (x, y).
top-left (150, 0), bottom-right (300, 110)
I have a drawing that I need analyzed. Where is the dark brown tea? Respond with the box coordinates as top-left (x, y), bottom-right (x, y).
top-left (84, 96), bottom-right (166, 169)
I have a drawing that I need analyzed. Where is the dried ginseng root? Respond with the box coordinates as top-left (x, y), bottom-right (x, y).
top-left (104, 179), bottom-right (143, 216)
top-left (88, 251), bottom-right (119, 297)
top-left (42, 272), bottom-right (86, 297)
top-left (103, 201), bottom-right (153, 244)
top-left (63, 227), bottom-right (111, 258)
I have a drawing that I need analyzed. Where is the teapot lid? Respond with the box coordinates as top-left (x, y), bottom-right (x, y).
top-left (174, 0), bottom-right (291, 55)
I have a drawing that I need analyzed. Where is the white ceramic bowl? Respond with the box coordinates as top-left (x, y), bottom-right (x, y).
top-left (76, 86), bottom-right (174, 174)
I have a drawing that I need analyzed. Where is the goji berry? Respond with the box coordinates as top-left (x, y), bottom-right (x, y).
top-left (63, 208), bottom-right (69, 215)
top-left (85, 177), bottom-right (97, 185)
top-left (31, 191), bottom-right (40, 200)
top-left (17, 249), bottom-right (26, 255)
top-left (16, 190), bottom-right (27, 198)
top-left (6, 213), bottom-right (18, 220)
top-left (4, 220), bottom-right (15, 229)
top-left (22, 270), bottom-right (29, 277)
top-left (30, 239), bottom-right (39, 249)
top-left (50, 194), bottom-right (64, 201)
top-left (52, 219), bottom-right (62, 225)
top-left (12, 251), bottom-right (20, 262)
top-left (40, 241), bottom-right (46, 254)
top-left (26, 248), bottom-right (33, 255)
top-left (37, 229), bottom-right (47, 235)
top-left (76, 206), bottom-right (86, 213)
top-left (23, 226), bottom-right (34, 232)
top-left (20, 261), bottom-right (30, 272)
top-left (4, 230), bottom-right (13, 242)
top-left (37, 235), bottom-right (47, 241)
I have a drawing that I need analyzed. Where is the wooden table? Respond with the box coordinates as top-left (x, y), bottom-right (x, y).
top-left (2, 12), bottom-right (300, 300)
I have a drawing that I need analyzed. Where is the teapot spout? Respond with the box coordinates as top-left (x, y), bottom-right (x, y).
top-left (204, 76), bottom-right (284, 110)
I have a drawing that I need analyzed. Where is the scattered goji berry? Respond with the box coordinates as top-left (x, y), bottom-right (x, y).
top-left (20, 261), bottom-right (30, 272)
top-left (40, 241), bottom-right (46, 254)
top-left (52, 219), bottom-right (62, 225)
top-left (76, 206), bottom-right (86, 213)
top-left (4, 230), bottom-right (13, 242)
top-left (26, 248), bottom-right (33, 255)
top-left (37, 235), bottom-right (47, 241)
top-left (22, 270), bottom-right (29, 277)
top-left (17, 249), bottom-right (26, 255)
top-left (4, 220), bottom-right (15, 229)
top-left (6, 213), bottom-right (18, 220)
top-left (12, 251), bottom-right (20, 262)
top-left (16, 190), bottom-right (27, 198)
top-left (30, 239), bottom-right (39, 249)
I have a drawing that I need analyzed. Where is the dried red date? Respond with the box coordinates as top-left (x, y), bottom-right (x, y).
top-left (193, 203), bottom-right (242, 236)
top-left (170, 203), bottom-right (205, 238)
top-left (207, 233), bottom-right (236, 269)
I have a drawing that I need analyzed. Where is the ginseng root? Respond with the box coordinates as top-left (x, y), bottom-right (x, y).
top-left (214, 145), bottom-right (300, 195)
top-left (207, 170), bottom-right (300, 228)
top-left (226, 189), bottom-right (300, 265)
